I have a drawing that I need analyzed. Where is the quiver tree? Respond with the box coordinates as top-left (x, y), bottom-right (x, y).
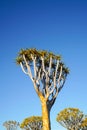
top-left (16, 48), bottom-right (69, 130)
top-left (56, 108), bottom-right (86, 130)
top-left (20, 116), bottom-right (43, 130)
top-left (3, 120), bottom-right (19, 130)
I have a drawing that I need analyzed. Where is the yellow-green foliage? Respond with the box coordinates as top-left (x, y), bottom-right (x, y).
top-left (80, 117), bottom-right (87, 129)
top-left (56, 108), bottom-right (86, 130)
top-left (20, 116), bottom-right (42, 129)
top-left (16, 48), bottom-right (69, 74)
top-left (56, 108), bottom-right (83, 121)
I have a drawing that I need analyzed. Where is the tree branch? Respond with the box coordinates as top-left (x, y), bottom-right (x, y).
top-left (45, 72), bottom-right (49, 98)
top-left (58, 65), bottom-right (63, 85)
top-left (41, 57), bottom-right (46, 73)
top-left (31, 55), bottom-right (37, 78)
top-left (54, 87), bottom-right (58, 99)
top-left (23, 54), bottom-right (33, 81)
top-left (48, 56), bottom-right (52, 75)
top-left (48, 60), bottom-right (59, 95)
top-left (58, 78), bottom-right (65, 93)
top-left (55, 60), bottom-right (59, 76)
top-left (20, 62), bottom-right (28, 75)
top-left (49, 72), bottom-right (56, 95)
top-left (47, 89), bottom-right (58, 110)
top-left (37, 68), bottom-right (41, 81)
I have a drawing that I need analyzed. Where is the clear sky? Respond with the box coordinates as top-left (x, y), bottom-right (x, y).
top-left (0, 0), bottom-right (87, 130)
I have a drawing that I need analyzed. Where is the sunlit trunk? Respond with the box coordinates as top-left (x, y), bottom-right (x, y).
top-left (41, 101), bottom-right (51, 130)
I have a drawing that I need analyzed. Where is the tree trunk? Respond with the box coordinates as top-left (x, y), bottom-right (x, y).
top-left (41, 100), bottom-right (51, 130)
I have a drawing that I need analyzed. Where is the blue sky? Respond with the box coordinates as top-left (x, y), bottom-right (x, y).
top-left (0, 0), bottom-right (87, 130)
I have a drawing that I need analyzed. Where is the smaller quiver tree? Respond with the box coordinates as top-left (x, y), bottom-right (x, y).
top-left (3, 120), bottom-right (19, 130)
top-left (20, 116), bottom-right (43, 130)
top-left (56, 108), bottom-right (86, 130)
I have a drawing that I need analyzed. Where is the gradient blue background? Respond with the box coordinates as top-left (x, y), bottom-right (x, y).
top-left (0, 0), bottom-right (87, 130)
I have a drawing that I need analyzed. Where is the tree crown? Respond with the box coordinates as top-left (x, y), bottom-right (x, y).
top-left (16, 48), bottom-right (69, 110)
top-left (16, 48), bottom-right (69, 74)
top-left (20, 116), bottom-right (42, 128)
top-left (56, 108), bottom-right (87, 130)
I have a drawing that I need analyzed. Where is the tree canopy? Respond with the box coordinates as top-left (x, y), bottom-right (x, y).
top-left (20, 116), bottom-right (43, 130)
top-left (16, 48), bottom-right (69, 104)
top-left (3, 120), bottom-right (19, 130)
top-left (56, 108), bottom-right (87, 130)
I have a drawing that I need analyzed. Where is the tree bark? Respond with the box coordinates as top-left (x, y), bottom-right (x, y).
top-left (41, 100), bottom-right (51, 130)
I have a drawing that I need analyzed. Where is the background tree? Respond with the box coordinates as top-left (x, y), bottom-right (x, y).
top-left (3, 120), bottom-right (19, 130)
top-left (16, 48), bottom-right (69, 130)
top-left (20, 116), bottom-right (42, 130)
top-left (56, 108), bottom-right (86, 130)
